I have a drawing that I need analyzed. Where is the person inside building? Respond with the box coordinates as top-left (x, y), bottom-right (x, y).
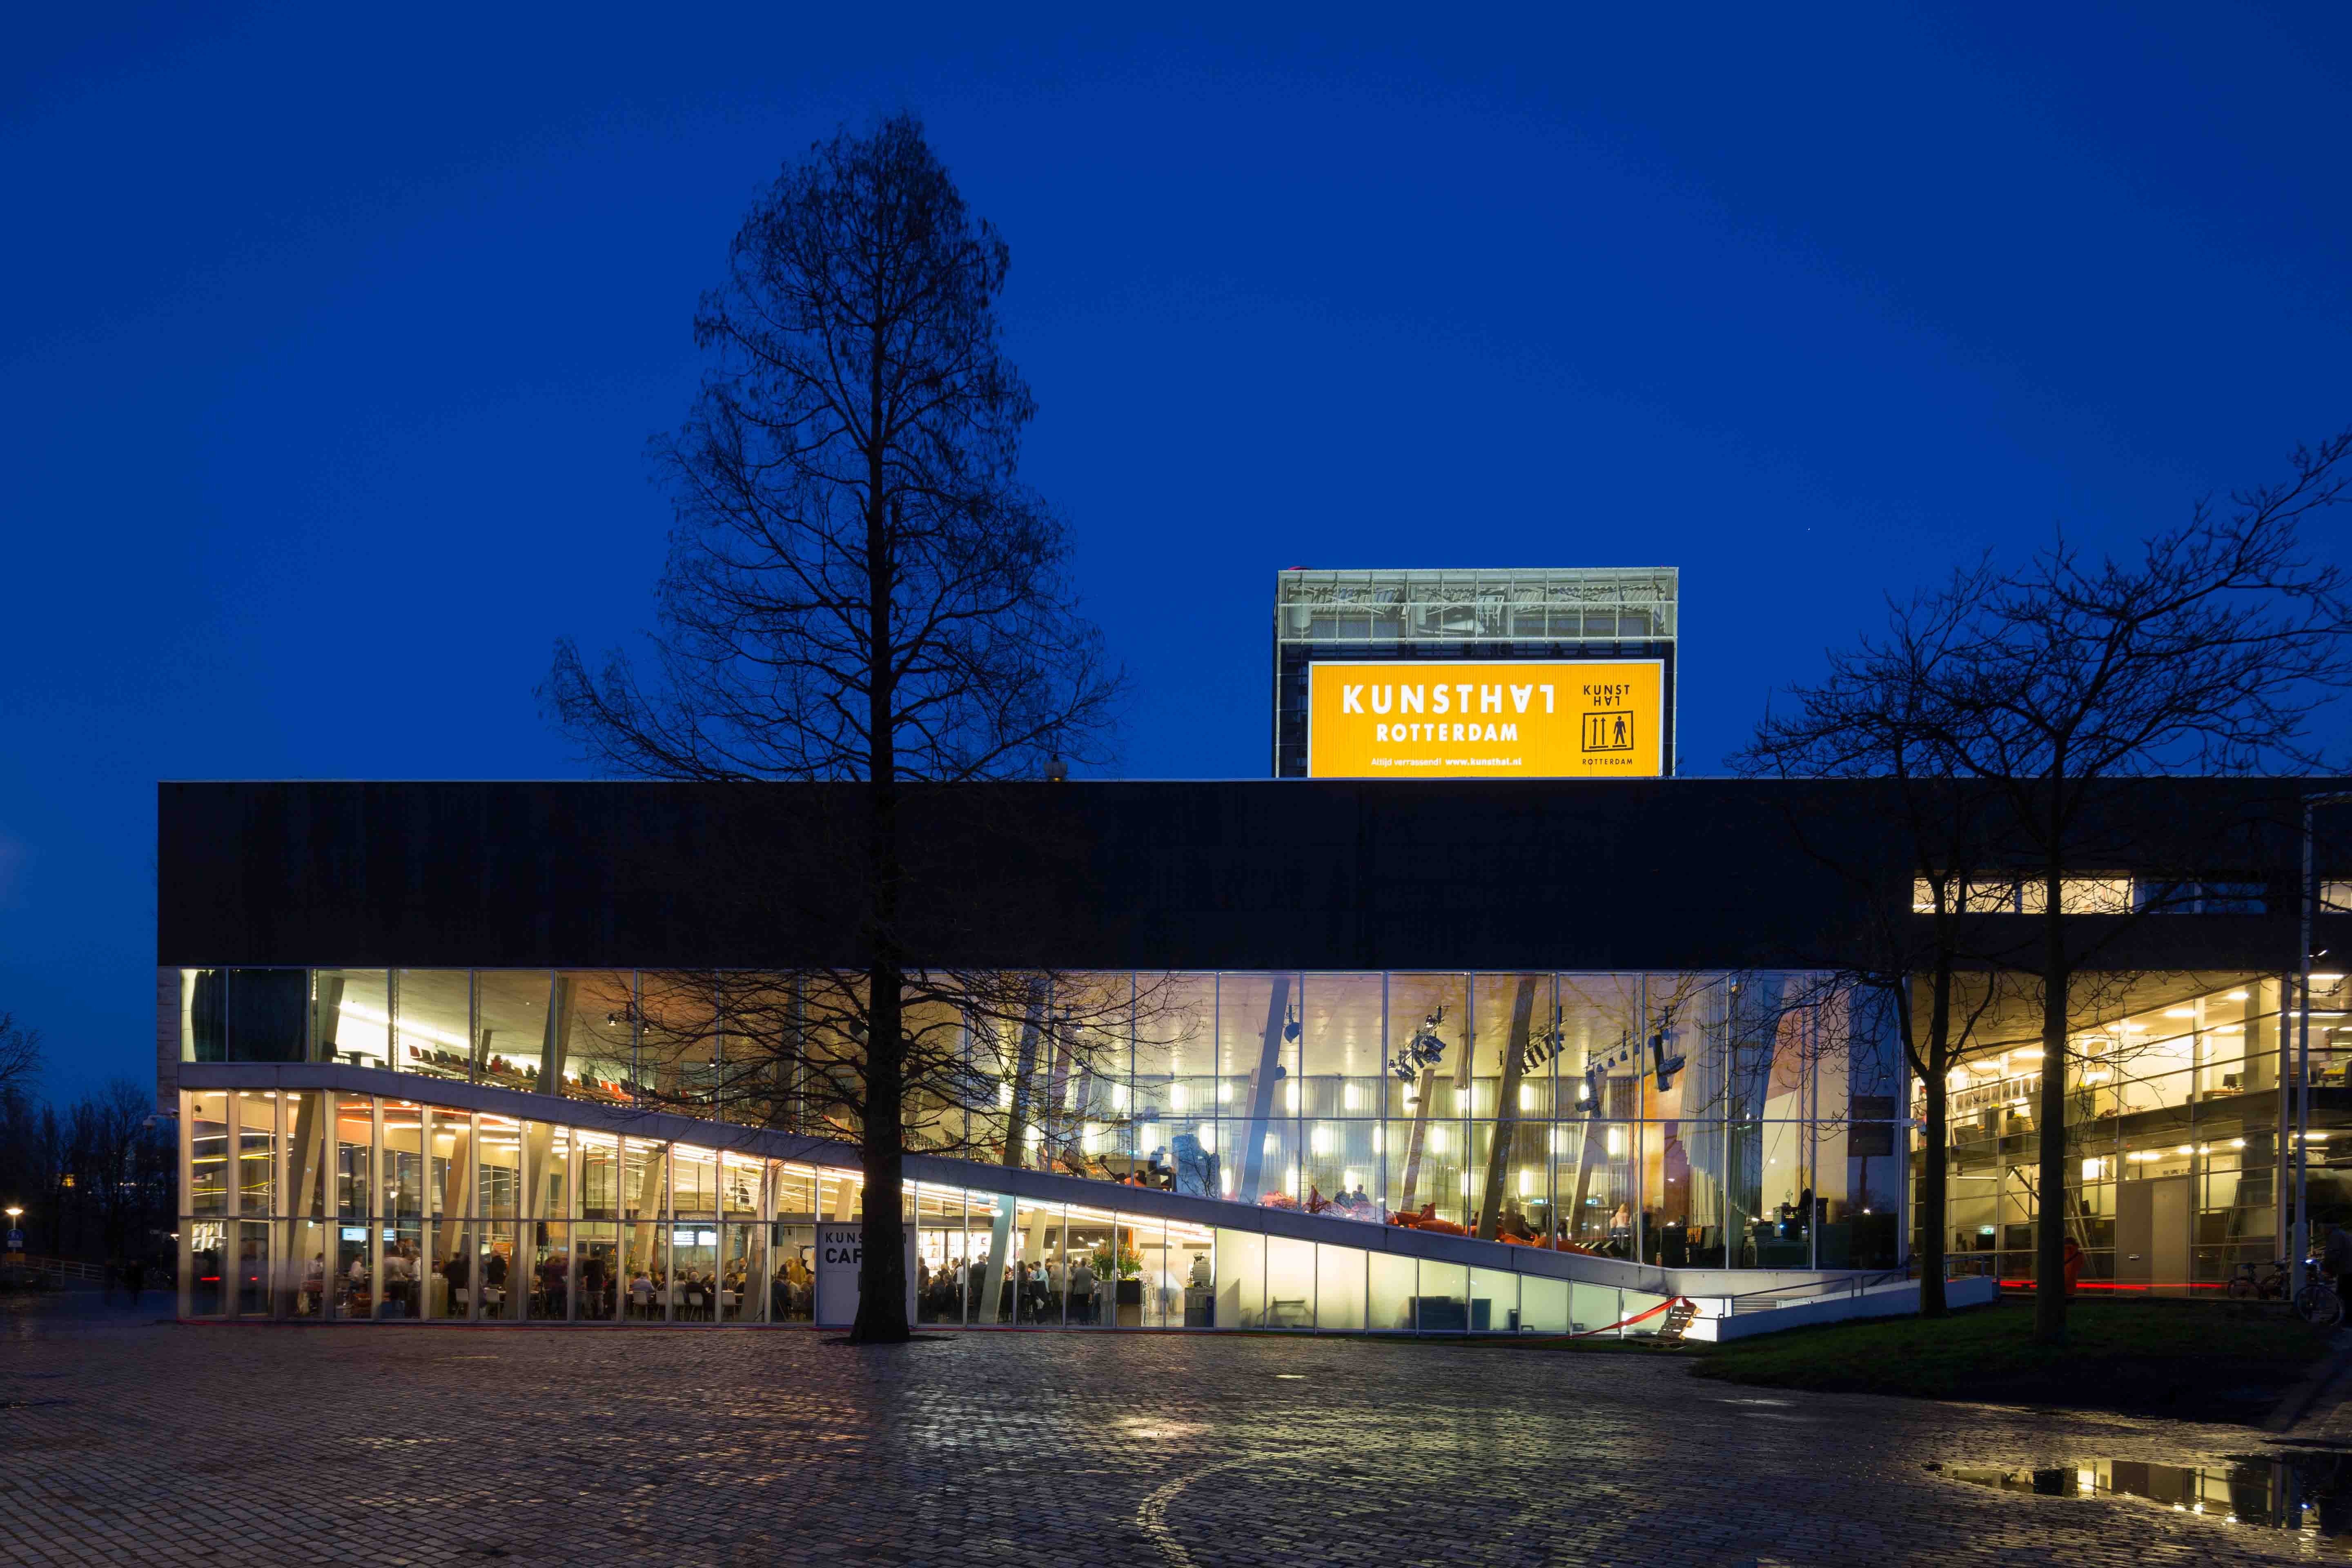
top-left (539, 1245), bottom-right (567, 1291)
top-left (387, 1241), bottom-right (421, 1315)
top-left (582, 1248), bottom-right (609, 1308)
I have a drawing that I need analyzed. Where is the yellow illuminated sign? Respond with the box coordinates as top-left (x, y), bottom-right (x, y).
top-left (1306, 660), bottom-right (1664, 778)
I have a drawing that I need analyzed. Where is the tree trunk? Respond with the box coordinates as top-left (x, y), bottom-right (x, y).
top-left (1919, 964), bottom-right (1953, 1318)
top-left (852, 966), bottom-right (910, 1342)
top-left (2033, 859), bottom-right (2070, 1345)
top-left (850, 457), bottom-right (911, 1342)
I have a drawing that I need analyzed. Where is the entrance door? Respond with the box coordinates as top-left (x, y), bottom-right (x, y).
top-left (2116, 1176), bottom-right (2192, 1290)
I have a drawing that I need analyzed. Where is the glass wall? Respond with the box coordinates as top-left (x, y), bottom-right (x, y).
top-left (182, 1085), bottom-right (1774, 1338)
top-left (174, 965), bottom-right (1936, 1279)
top-left (1924, 973), bottom-right (2306, 1293)
top-left (183, 963), bottom-right (2352, 1292)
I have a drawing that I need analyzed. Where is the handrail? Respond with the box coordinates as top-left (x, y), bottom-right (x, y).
top-left (7, 1255), bottom-right (110, 1283)
top-left (1719, 1268), bottom-right (1909, 1309)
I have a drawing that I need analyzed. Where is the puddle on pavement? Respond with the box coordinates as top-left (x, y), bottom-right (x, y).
top-left (1946, 1452), bottom-right (2352, 1548)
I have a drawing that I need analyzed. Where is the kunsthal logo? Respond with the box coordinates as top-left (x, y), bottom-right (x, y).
top-left (1306, 659), bottom-right (1664, 779)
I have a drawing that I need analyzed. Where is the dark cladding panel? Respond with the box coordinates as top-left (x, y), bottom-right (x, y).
top-left (160, 777), bottom-right (2338, 975)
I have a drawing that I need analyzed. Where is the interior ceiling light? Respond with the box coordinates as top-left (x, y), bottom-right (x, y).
top-left (2227, 991), bottom-right (2251, 1001)
top-left (2163, 1008), bottom-right (2196, 1019)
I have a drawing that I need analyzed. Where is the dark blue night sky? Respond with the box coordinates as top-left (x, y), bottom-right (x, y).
top-left (4, 4), bottom-right (2347, 1097)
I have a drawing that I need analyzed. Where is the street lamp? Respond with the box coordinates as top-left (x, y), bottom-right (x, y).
top-left (2292, 791), bottom-right (2352, 1298)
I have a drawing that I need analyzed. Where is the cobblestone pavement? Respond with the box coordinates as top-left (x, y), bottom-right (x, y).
top-left (1, 1291), bottom-right (2341, 1566)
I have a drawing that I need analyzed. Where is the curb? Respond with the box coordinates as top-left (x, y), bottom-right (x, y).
top-left (2264, 1329), bottom-right (2352, 1434)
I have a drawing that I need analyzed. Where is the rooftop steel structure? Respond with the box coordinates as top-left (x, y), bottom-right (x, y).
top-left (1271, 567), bottom-right (1680, 777)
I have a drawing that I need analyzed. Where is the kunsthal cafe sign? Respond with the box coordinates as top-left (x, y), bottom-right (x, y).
top-left (1306, 659), bottom-right (1664, 778)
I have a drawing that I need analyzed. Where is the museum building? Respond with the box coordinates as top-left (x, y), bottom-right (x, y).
top-left (157, 771), bottom-right (2350, 1331)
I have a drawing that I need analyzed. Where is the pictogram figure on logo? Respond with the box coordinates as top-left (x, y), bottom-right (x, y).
top-left (1581, 712), bottom-right (1635, 753)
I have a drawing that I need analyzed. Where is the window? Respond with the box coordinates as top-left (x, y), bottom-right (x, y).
top-left (2135, 880), bottom-right (2270, 914)
top-left (1962, 879), bottom-right (2022, 914)
top-left (2195, 882), bottom-right (2267, 914)
top-left (2047, 878), bottom-right (2133, 915)
top-left (1914, 876), bottom-right (2222, 915)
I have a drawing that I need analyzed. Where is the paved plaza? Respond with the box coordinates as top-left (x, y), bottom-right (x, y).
top-left (0, 1291), bottom-right (2341, 1567)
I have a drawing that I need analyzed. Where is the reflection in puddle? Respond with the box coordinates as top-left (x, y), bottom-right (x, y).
top-left (1948, 1454), bottom-right (2352, 1548)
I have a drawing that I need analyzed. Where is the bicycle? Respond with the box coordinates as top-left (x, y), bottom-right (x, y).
top-left (2224, 1257), bottom-right (2344, 1325)
top-left (2228, 1258), bottom-right (2289, 1301)
top-left (2299, 1270), bottom-right (2347, 1328)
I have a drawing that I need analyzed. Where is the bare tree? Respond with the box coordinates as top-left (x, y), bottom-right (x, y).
top-left (1735, 573), bottom-right (2014, 1312)
top-left (1746, 434), bottom-right (2352, 1330)
top-left (71, 1080), bottom-right (172, 1266)
top-left (545, 115), bottom-right (1119, 1342)
top-left (1941, 431), bottom-right (2352, 1344)
top-left (0, 1012), bottom-right (40, 1102)
top-left (625, 963), bottom-right (1159, 1173)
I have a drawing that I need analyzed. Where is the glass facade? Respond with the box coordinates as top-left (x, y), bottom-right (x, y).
top-left (1922, 971), bottom-right (2344, 1293)
top-left (178, 1086), bottom-right (1678, 1336)
top-left (176, 968), bottom-right (1904, 1272)
top-left (177, 962), bottom-right (2345, 1311)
